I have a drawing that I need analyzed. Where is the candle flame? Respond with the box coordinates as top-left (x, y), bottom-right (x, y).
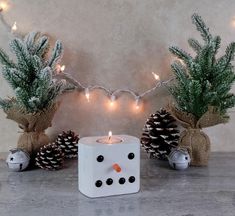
top-left (152, 72), bottom-right (160, 81)
top-left (108, 131), bottom-right (112, 140)
top-left (11, 21), bottom-right (17, 31)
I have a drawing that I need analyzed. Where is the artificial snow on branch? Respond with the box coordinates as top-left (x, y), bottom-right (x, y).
top-left (0, 31), bottom-right (64, 113)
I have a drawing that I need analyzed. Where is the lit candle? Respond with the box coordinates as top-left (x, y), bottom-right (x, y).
top-left (108, 131), bottom-right (112, 141)
top-left (78, 134), bottom-right (140, 197)
top-left (97, 131), bottom-right (122, 144)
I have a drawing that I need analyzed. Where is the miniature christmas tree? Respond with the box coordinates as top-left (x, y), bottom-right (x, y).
top-left (0, 32), bottom-right (64, 155)
top-left (0, 31), bottom-right (63, 113)
top-left (141, 109), bottom-right (179, 160)
top-left (168, 14), bottom-right (235, 166)
top-left (169, 14), bottom-right (235, 120)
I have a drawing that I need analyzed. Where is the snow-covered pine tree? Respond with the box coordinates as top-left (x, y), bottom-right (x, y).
top-left (169, 13), bottom-right (235, 120)
top-left (168, 14), bottom-right (235, 166)
top-left (0, 32), bottom-right (63, 113)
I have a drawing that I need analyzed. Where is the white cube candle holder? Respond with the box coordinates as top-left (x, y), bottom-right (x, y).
top-left (78, 135), bottom-right (140, 198)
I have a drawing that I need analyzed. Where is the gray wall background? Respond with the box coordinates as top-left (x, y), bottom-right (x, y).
top-left (0, 0), bottom-right (234, 152)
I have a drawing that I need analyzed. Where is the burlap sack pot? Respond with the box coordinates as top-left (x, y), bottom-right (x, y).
top-left (4, 103), bottom-right (59, 156)
top-left (168, 105), bottom-right (227, 166)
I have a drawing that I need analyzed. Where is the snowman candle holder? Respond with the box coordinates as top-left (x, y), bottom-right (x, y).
top-left (78, 132), bottom-right (140, 198)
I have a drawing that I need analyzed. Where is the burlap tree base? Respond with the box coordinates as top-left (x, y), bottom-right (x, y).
top-left (179, 128), bottom-right (210, 166)
top-left (5, 103), bottom-right (59, 156)
top-left (168, 105), bottom-right (227, 166)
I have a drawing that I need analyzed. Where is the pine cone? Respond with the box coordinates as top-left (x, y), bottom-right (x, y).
top-left (35, 143), bottom-right (64, 170)
top-left (55, 130), bottom-right (79, 158)
top-left (141, 108), bottom-right (180, 160)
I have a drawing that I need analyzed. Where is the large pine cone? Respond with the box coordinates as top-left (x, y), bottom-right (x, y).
top-left (55, 130), bottom-right (79, 158)
top-left (35, 143), bottom-right (64, 170)
top-left (141, 108), bottom-right (180, 160)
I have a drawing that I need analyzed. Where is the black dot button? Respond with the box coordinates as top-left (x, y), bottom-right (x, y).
top-left (119, 177), bottom-right (126, 184)
top-left (128, 153), bottom-right (135, 160)
top-left (97, 155), bottom-right (104, 162)
top-left (129, 176), bottom-right (135, 183)
top-left (106, 178), bottom-right (113, 185)
top-left (95, 180), bottom-right (102, 187)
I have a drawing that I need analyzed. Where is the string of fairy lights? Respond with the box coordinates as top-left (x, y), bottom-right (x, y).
top-left (55, 68), bottom-right (174, 109)
top-left (0, 2), bottom-right (175, 111)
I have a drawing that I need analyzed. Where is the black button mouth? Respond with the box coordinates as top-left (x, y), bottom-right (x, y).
top-left (95, 180), bottom-right (102, 187)
top-left (119, 177), bottom-right (126, 184)
top-left (106, 178), bottom-right (113, 185)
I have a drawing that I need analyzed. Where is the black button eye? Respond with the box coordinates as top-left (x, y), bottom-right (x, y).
top-left (95, 180), bottom-right (102, 187)
top-left (10, 157), bottom-right (14, 161)
top-left (129, 176), bottom-right (135, 183)
top-left (97, 155), bottom-right (104, 162)
top-left (106, 178), bottom-right (113, 185)
top-left (119, 177), bottom-right (126, 184)
top-left (128, 153), bottom-right (135, 160)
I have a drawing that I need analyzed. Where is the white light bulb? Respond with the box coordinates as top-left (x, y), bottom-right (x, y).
top-left (152, 72), bottom-right (160, 81)
top-left (135, 97), bottom-right (140, 109)
top-left (231, 16), bottom-right (235, 27)
top-left (11, 21), bottom-right (17, 32)
top-left (60, 65), bottom-right (65, 72)
top-left (110, 95), bottom-right (116, 106)
top-left (85, 88), bottom-right (90, 102)
top-left (0, 2), bottom-right (8, 11)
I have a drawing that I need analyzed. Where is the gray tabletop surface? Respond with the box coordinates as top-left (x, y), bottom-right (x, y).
top-left (0, 152), bottom-right (235, 216)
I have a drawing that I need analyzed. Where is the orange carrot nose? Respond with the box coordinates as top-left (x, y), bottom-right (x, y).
top-left (112, 163), bottom-right (122, 173)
